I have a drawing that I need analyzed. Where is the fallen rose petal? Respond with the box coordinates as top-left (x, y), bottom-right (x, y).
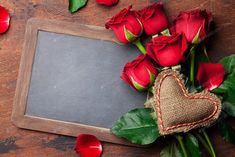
top-left (74, 134), bottom-right (102, 157)
top-left (96, 0), bottom-right (119, 6)
top-left (0, 5), bottom-right (10, 33)
top-left (196, 63), bottom-right (225, 91)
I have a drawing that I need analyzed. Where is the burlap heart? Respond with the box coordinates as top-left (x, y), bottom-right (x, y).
top-left (152, 70), bottom-right (221, 135)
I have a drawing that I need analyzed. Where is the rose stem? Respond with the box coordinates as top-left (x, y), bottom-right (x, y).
top-left (190, 46), bottom-right (196, 86)
top-left (195, 133), bottom-right (214, 157)
top-left (133, 38), bottom-right (147, 55)
top-left (203, 44), bottom-right (211, 62)
top-left (202, 130), bottom-right (216, 157)
top-left (175, 135), bottom-right (188, 157)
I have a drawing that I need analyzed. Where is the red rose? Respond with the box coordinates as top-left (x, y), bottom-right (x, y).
top-left (96, 0), bottom-right (118, 6)
top-left (0, 5), bottom-right (10, 33)
top-left (196, 63), bottom-right (225, 91)
top-left (137, 3), bottom-right (168, 36)
top-left (105, 6), bottom-right (143, 44)
top-left (146, 33), bottom-right (188, 67)
top-left (171, 9), bottom-right (212, 44)
top-left (121, 55), bottom-right (157, 91)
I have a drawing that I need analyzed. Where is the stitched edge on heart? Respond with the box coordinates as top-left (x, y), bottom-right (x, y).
top-left (152, 70), bottom-right (221, 135)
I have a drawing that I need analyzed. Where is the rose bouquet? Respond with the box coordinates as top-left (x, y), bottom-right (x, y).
top-left (105, 3), bottom-right (235, 157)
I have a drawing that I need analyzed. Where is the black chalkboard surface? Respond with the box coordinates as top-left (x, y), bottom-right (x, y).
top-left (27, 30), bottom-right (146, 128)
top-left (12, 18), bottom-right (146, 144)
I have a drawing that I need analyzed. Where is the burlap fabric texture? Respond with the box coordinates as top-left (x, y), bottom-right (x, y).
top-left (149, 70), bottom-right (221, 135)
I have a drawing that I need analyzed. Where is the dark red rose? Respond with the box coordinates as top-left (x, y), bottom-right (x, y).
top-left (170, 9), bottom-right (213, 44)
top-left (196, 63), bottom-right (225, 91)
top-left (0, 5), bottom-right (10, 33)
top-left (96, 0), bottom-right (118, 6)
top-left (121, 55), bottom-right (158, 91)
top-left (137, 2), bottom-right (168, 36)
top-left (74, 134), bottom-right (102, 157)
top-left (105, 6), bottom-right (143, 44)
top-left (146, 33), bottom-right (188, 67)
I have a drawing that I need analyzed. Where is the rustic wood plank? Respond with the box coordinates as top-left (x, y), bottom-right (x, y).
top-left (0, 0), bottom-right (234, 156)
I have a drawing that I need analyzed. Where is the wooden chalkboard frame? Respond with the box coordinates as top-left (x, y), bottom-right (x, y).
top-left (11, 18), bottom-right (132, 145)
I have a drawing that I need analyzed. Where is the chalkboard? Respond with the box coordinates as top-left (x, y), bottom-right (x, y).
top-left (12, 18), bottom-right (146, 145)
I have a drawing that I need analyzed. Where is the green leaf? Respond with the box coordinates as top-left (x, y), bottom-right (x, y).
top-left (211, 74), bottom-right (235, 94)
top-left (184, 134), bottom-right (201, 157)
top-left (211, 55), bottom-right (235, 117)
top-left (69, 0), bottom-right (87, 13)
top-left (111, 108), bottom-right (160, 145)
top-left (212, 54), bottom-right (235, 94)
top-left (218, 119), bottom-right (235, 144)
top-left (160, 141), bottom-right (183, 157)
top-left (223, 87), bottom-right (235, 104)
top-left (223, 102), bottom-right (235, 117)
top-left (219, 54), bottom-right (235, 74)
top-left (222, 87), bottom-right (235, 117)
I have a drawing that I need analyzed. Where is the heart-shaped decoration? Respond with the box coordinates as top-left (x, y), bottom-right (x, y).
top-left (152, 70), bottom-right (221, 135)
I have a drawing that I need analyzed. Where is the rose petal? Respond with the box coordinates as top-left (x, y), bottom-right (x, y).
top-left (0, 5), bottom-right (10, 33)
top-left (137, 2), bottom-right (168, 36)
top-left (170, 9), bottom-right (212, 43)
top-left (96, 0), bottom-right (119, 6)
top-left (74, 134), bottom-right (102, 157)
top-left (146, 33), bottom-right (188, 67)
top-left (196, 63), bottom-right (225, 91)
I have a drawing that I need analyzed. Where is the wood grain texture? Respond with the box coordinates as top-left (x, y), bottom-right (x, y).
top-left (0, 0), bottom-right (234, 156)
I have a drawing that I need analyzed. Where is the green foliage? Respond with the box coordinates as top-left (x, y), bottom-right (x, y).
top-left (222, 87), bottom-right (235, 117)
top-left (69, 0), bottom-right (87, 13)
top-left (111, 108), bottom-right (160, 145)
top-left (212, 54), bottom-right (235, 94)
top-left (218, 119), bottom-right (235, 144)
top-left (212, 55), bottom-right (235, 117)
top-left (184, 134), bottom-right (201, 157)
top-left (220, 54), bottom-right (235, 74)
top-left (211, 73), bottom-right (235, 94)
top-left (160, 141), bottom-right (183, 157)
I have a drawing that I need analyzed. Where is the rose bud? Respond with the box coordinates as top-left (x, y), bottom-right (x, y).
top-left (146, 33), bottom-right (188, 67)
top-left (196, 63), bottom-right (225, 91)
top-left (121, 55), bottom-right (157, 91)
top-left (137, 2), bottom-right (168, 36)
top-left (105, 6), bottom-right (143, 44)
top-left (96, 0), bottom-right (119, 6)
top-left (170, 9), bottom-right (213, 44)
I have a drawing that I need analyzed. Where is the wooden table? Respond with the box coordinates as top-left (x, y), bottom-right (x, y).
top-left (0, 0), bottom-right (235, 156)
